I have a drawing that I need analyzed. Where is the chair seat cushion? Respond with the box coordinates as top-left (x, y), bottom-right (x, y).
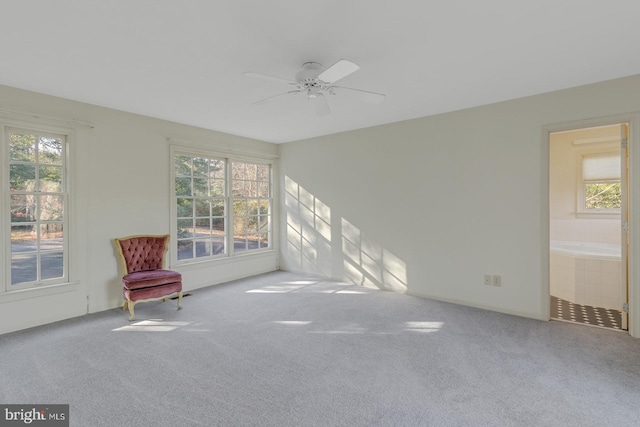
top-left (122, 269), bottom-right (182, 290)
top-left (124, 281), bottom-right (182, 302)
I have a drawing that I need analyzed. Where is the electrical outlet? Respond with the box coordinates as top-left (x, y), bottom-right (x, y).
top-left (492, 275), bottom-right (502, 287)
top-left (484, 274), bottom-right (492, 286)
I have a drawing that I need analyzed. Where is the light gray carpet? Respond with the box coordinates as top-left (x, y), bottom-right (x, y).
top-left (1, 271), bottom-right (639, 426)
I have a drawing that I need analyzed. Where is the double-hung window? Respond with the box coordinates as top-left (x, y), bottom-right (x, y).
top-left (4, 127), bottom-right (68, 290)
top-left (175, 154), bottom-right (227, 260)
top-left (579, 151), bottom-right (621, 214)
top-left (172, 149), bottom-right (272, 264)
top-left (232, 161), bottom-right (271, 252)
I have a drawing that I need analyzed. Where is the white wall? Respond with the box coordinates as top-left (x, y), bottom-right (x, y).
top-left (0, 84), bottom-right (278, 335)
top-left (279, 74), bottom-right (640, 336)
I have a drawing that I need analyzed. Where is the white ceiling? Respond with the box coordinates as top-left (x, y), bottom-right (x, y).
top-left (2, 1), bottom-right (640, 143)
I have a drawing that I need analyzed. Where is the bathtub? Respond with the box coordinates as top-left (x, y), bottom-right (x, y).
top-left (550, 240), bottom-right (622, 310)
top-left (550, 240), bottom-right (620, 260)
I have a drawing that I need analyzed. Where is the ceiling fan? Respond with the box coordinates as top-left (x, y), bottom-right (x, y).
top-left (243, 59), bottom-right (386, 116)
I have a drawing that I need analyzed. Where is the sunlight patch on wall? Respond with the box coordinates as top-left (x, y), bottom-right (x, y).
top-left (283, 176), bottom-right (409, 293)
top-left (285, 176), bottom-right (332, 275)
top-left (341, 218), bottom-right (408, 292)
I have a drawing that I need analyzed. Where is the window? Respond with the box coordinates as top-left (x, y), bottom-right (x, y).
top-left (175, 154), bottom-right (227, 260)
top-left (172, 150), bottom-right (272, 263)
top-left (5, 127), bottom-right (68, 290)
top-left (579, 151), bottom-right (621, 213)
top-left (231, 161), bottom-right (271, 252)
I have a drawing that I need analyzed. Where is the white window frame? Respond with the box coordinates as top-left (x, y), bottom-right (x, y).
top-left (230, 159), bottom-right (272, 254)
top-left (2, 124), bottom-right (70, 293)
top-left (173, 150), bottom-right (228, 262)
top-left (577, 149), bottom-right (621, 217)
top-left (170, 146), bottom-right (274, 266)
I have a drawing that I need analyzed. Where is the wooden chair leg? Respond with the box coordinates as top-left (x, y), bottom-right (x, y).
top-left (128, 301), bottom-right (136, 321)
top-left (123, 300), bottom-right (129, 311)
top-left (177, 292), bottom-right (183, 310)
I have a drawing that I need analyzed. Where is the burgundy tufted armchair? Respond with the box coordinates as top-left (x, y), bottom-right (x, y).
top-left (114, 234), bottom-right (183, 321)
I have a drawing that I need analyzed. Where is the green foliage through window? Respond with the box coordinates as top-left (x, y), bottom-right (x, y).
top-left (174, 155), bottom-right (226, 260)
top-left (585, 182), bottom-right (621, 210)
top-left (7, 129), bottom-right (66, 286)
top-left (173, 153), bottom-right (272, 261)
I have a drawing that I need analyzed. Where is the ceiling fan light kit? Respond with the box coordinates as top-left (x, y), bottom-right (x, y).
top-left (243, 59), bottom-right (385, 116)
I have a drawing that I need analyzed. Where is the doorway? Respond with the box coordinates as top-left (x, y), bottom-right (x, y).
top-left (549, 123), bottom-right (629, 330)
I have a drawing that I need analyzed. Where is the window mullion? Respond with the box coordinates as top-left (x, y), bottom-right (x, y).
top-left (190, 165), bottom-right (196, 259)
top-left (191, 194), bottom-right (196, 260)
top-left (226, 159), bottom-right (234, 258)
top-left (35, 135), bottom-right (41, 282)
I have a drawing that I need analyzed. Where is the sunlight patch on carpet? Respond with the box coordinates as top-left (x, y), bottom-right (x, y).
top-left (112, 319), bottom-right (192, 332)
top-left (404, 321), bottom-right (443, 333)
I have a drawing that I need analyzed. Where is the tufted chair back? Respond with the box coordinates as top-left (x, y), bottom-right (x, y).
top-left (115, 235), bottom-right (170, 274)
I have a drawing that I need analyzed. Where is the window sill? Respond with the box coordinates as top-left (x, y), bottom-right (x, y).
top-left (576, 212), bottom-right (621, 219)
top-left (171, 249), bottom-right (277, 271)
top-left (0, 281), bottom-right (80, 304)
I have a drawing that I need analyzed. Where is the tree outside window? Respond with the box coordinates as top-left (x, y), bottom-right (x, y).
top-left (7, 129), bottom-right (66, 287)
top-left (581, 152), bottom-right (621, 213)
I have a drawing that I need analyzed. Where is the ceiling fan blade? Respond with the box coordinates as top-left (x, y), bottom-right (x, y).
top-left (243, 72), bottom-right (296, 85)
top-left (318, 59), bottom-right (360, 84)
top-left (314, 94), bottom-right (330, 116)
top-left (251, 90), bottom-right (300, 106)
top-left (331, 86), bottom-right (386, 104)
